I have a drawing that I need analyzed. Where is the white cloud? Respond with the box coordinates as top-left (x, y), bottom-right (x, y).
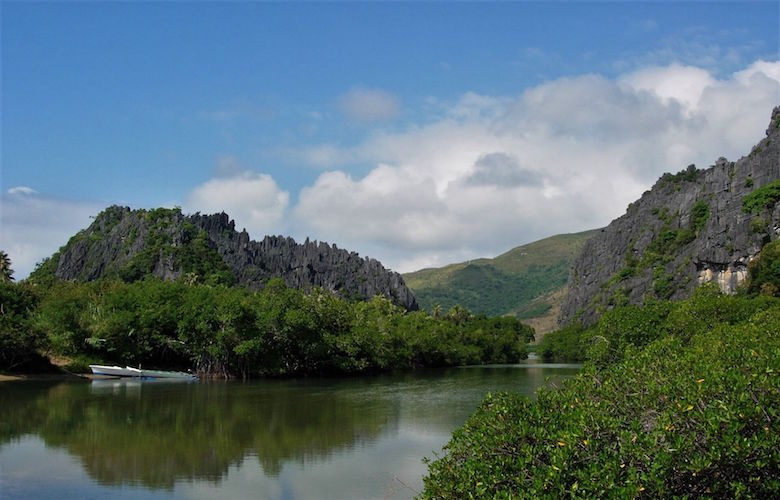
top-left (5, 61), bottom-right (778, 279)
top-left (735, 60), bottom-right (780, 83)
top-left (0, 189), bottom-right (104, 279)
top-left (185, 170), bottom-right (290, 240)
top-left (7, 186), bottom-right (38, 195)
top-left (337, 86), bottom-right (400, 123)
top-left (620, 64), bottom-right (716, 112)
top-left (292, 60), bottom-right (780, 273)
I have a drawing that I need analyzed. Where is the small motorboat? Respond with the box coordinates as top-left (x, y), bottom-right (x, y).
top-left (89, 364), bottom-right (198, 380)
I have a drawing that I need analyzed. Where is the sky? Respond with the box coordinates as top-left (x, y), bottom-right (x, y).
top-left (2, 1), bottom-right (779, 279)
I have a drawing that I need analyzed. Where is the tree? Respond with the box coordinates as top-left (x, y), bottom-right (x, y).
top-left (447, 305), bottom-right (471, 325)
top-left (0, 251), bottom-right (14, 282)
top-left (746, 240), bottom-right (780, 297)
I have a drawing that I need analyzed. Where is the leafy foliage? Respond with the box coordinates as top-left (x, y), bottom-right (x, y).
top-left (659, 164), bottom-right (699, 184)
top-left (743, 179), bottom-right (780, 214)
top-left (745, 239), bottom-right (780, 297)
top-left (0, 282), bottom-right (45, 370)
top-left (13, 278), bottom-right (535, 376)
top-left (0, 250), bottom-right (14, 282)
top-left (538, 323), bottom-right (588, 362)
top-left (690, 199), bottom-right (710, 233)
top-left (423, 291), bottom-right (780, 498)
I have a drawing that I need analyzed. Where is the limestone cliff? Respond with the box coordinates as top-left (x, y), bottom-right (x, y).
top-left (560, 107), bottom-right (780, 326)
top-left (35, 206), bottom-right (418, 310)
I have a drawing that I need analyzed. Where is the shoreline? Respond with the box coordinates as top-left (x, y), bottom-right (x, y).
top-left (0, 372), bottom-right (94, 383)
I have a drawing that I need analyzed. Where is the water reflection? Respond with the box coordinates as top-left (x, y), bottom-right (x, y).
top-left (2, 379), bottom-right (393, 488)
top-left (0, 364), bottom-right (579, 498)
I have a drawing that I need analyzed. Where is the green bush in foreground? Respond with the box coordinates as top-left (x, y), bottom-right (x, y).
top-left (422, 297), bottom-right (780, 498)
top-left (0, 282), bottom-right (45, 371)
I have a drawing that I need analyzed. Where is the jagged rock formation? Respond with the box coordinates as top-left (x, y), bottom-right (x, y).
top-left (560, 107), bottom-right (780, 327)
top-left (38, 206), bottom-right (417, 310)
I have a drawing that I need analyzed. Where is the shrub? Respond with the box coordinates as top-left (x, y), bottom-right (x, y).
top-left (690, 199), bottom-right (710, 232)
top-left (750, 217), bottom-right (769, 234)
top-left (743, 179), bottom-right (780, 213)
top-left (538, 323), bottom-right (589, 361)
top-left (745, 239), bottom-right (780, 297)
top-left (423, 296), bottom-right (780, 498)
top-left (0, 282), bottom-right (45, 371)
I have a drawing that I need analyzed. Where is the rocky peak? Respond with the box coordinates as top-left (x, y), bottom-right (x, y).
top-left (39, 206), bottom-right (418, 310)
top-left (559, 107), bottom-right (780, 327)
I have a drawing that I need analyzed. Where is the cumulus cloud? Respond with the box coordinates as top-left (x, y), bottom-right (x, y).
top-left (185, 170), bottom-right (289, 239)
top-left (620, 64), bottom-right (716, 112)
top-left (293, 60), bottom-right (780, 273)
top-left (337, 86), bottom-right (400, 122)
top-left (7, 62), bottom-right (777, 279)
top-left (0, 189), bottom-right (104, 279)
top-left (465, 153), bottom-right (544, 188)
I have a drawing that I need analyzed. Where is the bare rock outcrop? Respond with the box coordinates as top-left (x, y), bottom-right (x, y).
top-left (560, 107), bottom-right (780, 326)
top-left (44, 206), bottom-right (418, 310)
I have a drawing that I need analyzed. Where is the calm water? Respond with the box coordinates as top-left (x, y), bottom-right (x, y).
top-left (0, 361), bottom-right (579, 499)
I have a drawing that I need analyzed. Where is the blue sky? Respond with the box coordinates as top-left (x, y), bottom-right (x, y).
top-left (2, 1), bottom-right (779, 278)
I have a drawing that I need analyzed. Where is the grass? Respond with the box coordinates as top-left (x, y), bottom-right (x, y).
top-left (403, 229), bottom-right (599, 322)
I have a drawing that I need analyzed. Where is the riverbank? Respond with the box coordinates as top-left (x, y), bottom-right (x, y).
top-left (0, 372), bottom-right (86, 383)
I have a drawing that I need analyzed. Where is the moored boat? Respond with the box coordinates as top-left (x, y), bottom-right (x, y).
top-left (89, 365), bottom-right (198, 380)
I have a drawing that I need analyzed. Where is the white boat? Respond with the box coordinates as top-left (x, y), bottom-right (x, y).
top-left (89, 364), bottom-right (198, 380)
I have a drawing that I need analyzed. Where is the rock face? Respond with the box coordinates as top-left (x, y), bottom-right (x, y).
top-left (46, 206), bottom-right (418, 310)
top-left (560, 107), bottom-right (780, 327)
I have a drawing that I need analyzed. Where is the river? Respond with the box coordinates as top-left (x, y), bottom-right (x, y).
top-left (0, 360), bottom-right (579, 499)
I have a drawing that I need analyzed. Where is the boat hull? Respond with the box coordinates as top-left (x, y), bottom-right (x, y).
top-left (89, 365), bottom-right (197, 380)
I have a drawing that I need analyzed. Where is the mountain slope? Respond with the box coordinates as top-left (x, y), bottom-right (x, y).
top-left (560, 106), bottom-right (780, 326)
top-left (29, 206), bottom-right (417, 310)
top-left (403, 229), bottom-right (599, 323)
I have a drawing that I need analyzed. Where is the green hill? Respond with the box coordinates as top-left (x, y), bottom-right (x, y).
top-left (403, 229), bottom-right (599, 328)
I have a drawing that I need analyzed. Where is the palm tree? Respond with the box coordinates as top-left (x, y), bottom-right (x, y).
top-left (447, 305), bottom-right (471, 325)
top-left (0, 250), bottom-right (13, 282)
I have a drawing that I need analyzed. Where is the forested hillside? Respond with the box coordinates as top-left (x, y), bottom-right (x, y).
top-left (403, 230), bottom-right (598, 328)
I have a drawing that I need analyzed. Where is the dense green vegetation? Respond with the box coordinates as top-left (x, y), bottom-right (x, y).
top-left (0, 276), bottom-right (534, 377)
top-left (745, 239), bottom-right (780, 297)
top-left (403, 230), bottom-right (598, 319)
top-left (411, 262), bottom-right (569, 318)
top-left (424, 287), bottom-right (780, 497)
top-left (659, 164), bottom-right (700, 184)
top-left (0, 281), bottom-right (46, 371)
top-left (423, 240), bottom-right (780, 497)
top-left (0, 250), bottom-right (13, 282)
top-left (743, 179), bottom-right (780, 214)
